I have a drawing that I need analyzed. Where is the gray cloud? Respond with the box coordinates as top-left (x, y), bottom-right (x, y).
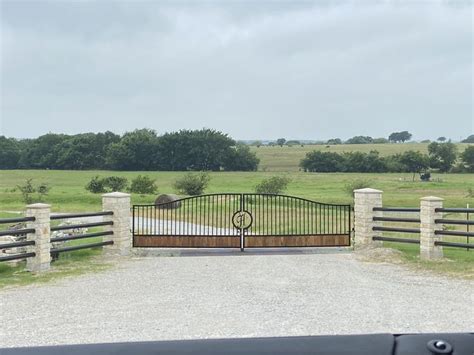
top-left (1, 0), bottom-right (472, 140)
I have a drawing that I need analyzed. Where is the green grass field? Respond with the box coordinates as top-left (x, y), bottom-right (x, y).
top-left (1, 143), bottom-right (473, 282)
top-left (1, 170), bottom-right (472, 212)
top-left (251, 143), bottom-right (472, 171)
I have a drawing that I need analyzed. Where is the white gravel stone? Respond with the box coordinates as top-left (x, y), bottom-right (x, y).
top-left (0, 251), bottom-right (473, 348)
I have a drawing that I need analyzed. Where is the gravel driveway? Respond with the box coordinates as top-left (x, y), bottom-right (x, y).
top-left (1, 250), bottom-right (473, 348)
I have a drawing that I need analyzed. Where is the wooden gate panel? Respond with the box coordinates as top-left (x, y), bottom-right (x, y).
top-left (244, 234), bottom-right (350, 248)
top-left (133, 235), bottom-right (240, 248)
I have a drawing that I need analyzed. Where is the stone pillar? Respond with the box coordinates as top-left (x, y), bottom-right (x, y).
top-left (354, 188), bottom-right (383, 249)
top-left (102, 192), bottom-right (131, 256)
top-left (26, 203), bottom-right (51, 272)
top-left (420, 196), bottom-right (443, 260)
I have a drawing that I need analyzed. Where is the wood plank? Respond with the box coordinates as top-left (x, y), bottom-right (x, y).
top-left (244, 234), bottom-right (350, 247)
top-left (134, 235), bottom-right (240, 248)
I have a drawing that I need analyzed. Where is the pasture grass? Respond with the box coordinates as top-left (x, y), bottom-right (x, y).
top-left (383, 242), bottom-right (474, 279)
top-left (0, 170), bottom-right (473, 212)
top-left (0, 230), bottom-right (112, 289)
top-left (251, 143), bottom-right (472, 171)
top-left (0, 146), bottom-right (473, 282)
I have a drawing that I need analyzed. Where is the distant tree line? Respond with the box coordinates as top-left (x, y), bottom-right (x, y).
top-left (0, 129), bottom-right (260, 171)
top-left (251, 132), bottom-right (473, 147)
top-left (300, 142), bottom-right (474, 177)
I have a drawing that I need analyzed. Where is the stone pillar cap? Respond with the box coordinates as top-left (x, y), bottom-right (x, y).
top-left (26, 203), bottom-right (51, 209)
top-left (354, 188), bottom-right (383, 194)
top-left (420, 196), bottom-right (444, 201)
top-left (102, 192), bottom-right (131, 198)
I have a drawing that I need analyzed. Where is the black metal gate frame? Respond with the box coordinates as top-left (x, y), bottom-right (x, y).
top-left (132, 193), bottom-right (352, 250)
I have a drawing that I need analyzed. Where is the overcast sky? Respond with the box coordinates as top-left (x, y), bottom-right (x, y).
top-left (1, 1), bottom-right (472, 141)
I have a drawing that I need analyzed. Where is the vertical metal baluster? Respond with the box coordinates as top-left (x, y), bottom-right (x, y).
top-left (319, 204), bottom-right (321, 235)
top-left (278, 196), bottom-right (281, 235)
top-left (185, 199), bottom-right (188, 236)
top-left (290, 197), bottom-right (293, 235)
top-left (299, 200), bottom-right (302, 235)
top-left (213, 195), bottom-right (216, 236)
top-left (224, 195), bottom-right (226, 236)
top-left (286, 197), bottom-right (289, 235)
top-left (206, 196), bottom-right (211, 235)
top-left (327, 205), bottom-right (329, 234)
top-left (304, 201), bottom-right (309, 234)
top-left (271, 195), bottom-right (274, 236)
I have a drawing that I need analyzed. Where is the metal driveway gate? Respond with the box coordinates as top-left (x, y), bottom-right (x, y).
top-left (132, 194), bottom-right (351, 250)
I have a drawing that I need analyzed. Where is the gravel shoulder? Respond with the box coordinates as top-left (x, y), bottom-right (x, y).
top-left (1, 250), bottom-right (473, 348)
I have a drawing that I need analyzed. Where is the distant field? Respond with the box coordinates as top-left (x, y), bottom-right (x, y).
top-left (0, 170), bottom-right (472, 212)
top-left (1, 169), bottom-right (472, 277)
top-left (250, 143), bottom-right (472, 171)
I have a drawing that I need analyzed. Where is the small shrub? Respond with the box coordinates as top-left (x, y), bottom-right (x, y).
top-left (85, 176), bottom-right (128, 193)
top-left (255, 176), bottom-right (291, 195)
top-left (17, 178), bottom-right (36, 204)
top-left (173, 172), bottom-right (210, 196)
top-left (85, 176), bottom-right (106, 193)
top-left (37, 183), bottom-right (51, 201)
top-left (102, 176), bottom-right (128, 192)
top-left (16, 178), bottom-right (51, 203)
top-left (420, 172), bottom-right (431, 182)
top-left (129, 175), bottom-right (158, 195)
top-left (344, 178), bottom-right (373, 198)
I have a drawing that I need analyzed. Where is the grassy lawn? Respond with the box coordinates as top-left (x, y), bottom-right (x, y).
top-left (0, 170), bottom-right (473, 211)
top-left (0, 236), bottom-right (112, 289)
top-left (0, 156), bottom-right (473, 283)
top-left (251, 143), bottom-right (472, 171)
top-left (384, 242), bottom-right (474, 279)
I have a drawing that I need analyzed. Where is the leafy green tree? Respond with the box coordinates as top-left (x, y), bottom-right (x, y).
top-left (156, 129), bottom-right (235, 171)
top-left (341, 151), bottom-right (386, 173)
top-left (54, 132), bottom-right (120, 169)
top-left (106, 129), bottom-right (160, 170)
top-left (222, 145), bottom-right (259, 171)
top-left (428, 142), bottom-right (458, 172)
top-left (345, 136), bottom-right (373, 144)
top-left (398, 150), bottom-right (430, 181)
top-left (0, 136), bottom-right (21, 169)
top-left (388, 131), bottom-right (412, 143)
top-left (19, 133), bottom-right (68, 168)
top-left (460, 146), bottom-right (474, 172)
top-left (437, 136), bottom-right (447, 142)
top-left (276, 138), bottom-right (286, 147)
top-left (383, 154), bottom-right (405, 172)
top-left (300, 151), bottom-right (345, 172)
top-left (326, 138), bottom-right (342, 145)
top-left (462, 135), bottom-right (474, 143)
